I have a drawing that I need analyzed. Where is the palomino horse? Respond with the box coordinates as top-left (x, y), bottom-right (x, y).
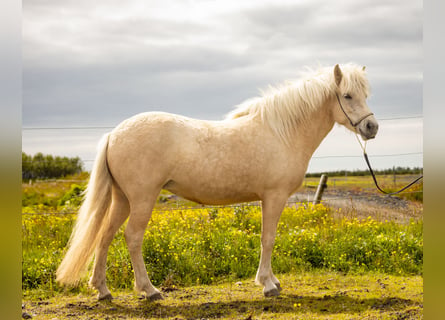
top-left (56, 63), bottom-right (378, 300)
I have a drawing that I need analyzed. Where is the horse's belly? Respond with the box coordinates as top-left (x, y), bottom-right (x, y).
top-left (162, 179), bottom-right (260, 205)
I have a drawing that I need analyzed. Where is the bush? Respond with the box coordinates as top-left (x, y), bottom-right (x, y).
top-left (58, 184), bottom-right (85, 207)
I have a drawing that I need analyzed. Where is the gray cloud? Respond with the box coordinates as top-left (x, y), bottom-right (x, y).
top-left (23, 0), bottom-right (422, 125)
top-left (231, 1), bottom-right (421, 48)
top-left (22, 0), bottom-right (423, 171)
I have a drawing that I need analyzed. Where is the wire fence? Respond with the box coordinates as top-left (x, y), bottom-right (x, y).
top-left (20, 115), bottom-right (424, 131)
top-left (22, 115), bottom-right (423, 214)
top-left (22, 182), bottom-right (423, 216)
top-left (64, 151), bottom-right (424, 164)
top-left (22, 115), bottom-right (423, 164)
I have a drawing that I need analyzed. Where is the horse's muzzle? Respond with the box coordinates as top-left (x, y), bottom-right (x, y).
top-left (358, 117), bottom-right (379, 140)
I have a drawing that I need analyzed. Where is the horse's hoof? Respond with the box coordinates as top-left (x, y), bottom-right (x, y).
top-left (275, 283), bottom-right (282, 292)
top-left (264, 287), bottom-right (280, 297)
top-left (147, 292), bottom-right (163, 301)
top-left (98, 293), bottom-right (113, 301)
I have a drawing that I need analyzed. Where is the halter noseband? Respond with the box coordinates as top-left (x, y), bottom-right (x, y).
top-left (335, 93), bottom-right (374, 128)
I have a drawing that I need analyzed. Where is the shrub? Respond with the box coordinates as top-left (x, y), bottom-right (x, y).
top-left (58, 184), bottom-right (85, 207)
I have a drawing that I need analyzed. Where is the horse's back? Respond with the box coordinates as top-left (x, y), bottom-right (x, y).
top-left (106, 112), bottom-right (288, 204)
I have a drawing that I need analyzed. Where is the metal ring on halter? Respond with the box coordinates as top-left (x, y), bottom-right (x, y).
top-left (335, 93), bottom-right (374, 127)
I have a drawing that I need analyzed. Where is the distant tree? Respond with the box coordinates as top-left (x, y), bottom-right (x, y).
top-left (22, 152), bottom-right (32, 180)
top-left (22, 152), bottom-right (84, 180)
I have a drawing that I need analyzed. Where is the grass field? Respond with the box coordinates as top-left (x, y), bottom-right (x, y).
top-left (22, 174), bottom-right (423, 319)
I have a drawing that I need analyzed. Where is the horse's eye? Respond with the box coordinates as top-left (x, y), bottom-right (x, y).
top-left (343, 94), bottom-right (352, 99)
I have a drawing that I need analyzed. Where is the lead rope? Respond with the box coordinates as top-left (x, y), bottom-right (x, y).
top-left (355, 133), bottom-right (423, 195)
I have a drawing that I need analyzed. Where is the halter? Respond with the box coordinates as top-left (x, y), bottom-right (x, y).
top-left (335, 93), bottom-right (423, 195)
top-left (335, 93), bottom-right (374, 128)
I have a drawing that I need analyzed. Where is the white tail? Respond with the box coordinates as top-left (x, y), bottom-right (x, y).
top-left (56, 133), bottom-right (112, 285)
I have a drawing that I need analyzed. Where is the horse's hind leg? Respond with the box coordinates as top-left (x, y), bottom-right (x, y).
top-left (124, 194), bottom-right (162, 300)
top-left (89, 184), bottom-right (130, 300)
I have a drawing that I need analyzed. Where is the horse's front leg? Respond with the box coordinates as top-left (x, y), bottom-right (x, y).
top-left (256, 194), bottom-right (287, 297)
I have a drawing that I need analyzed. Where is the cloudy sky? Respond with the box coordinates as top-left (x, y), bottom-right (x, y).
top-left (22, 0), bottom-right (422, 172)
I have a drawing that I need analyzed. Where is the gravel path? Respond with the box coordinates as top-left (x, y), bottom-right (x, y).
top-left (290, 187), bottom-right (422, 223)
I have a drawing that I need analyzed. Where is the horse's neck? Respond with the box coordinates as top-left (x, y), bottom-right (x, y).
top-left (291, 100), bottom-right (335, 157)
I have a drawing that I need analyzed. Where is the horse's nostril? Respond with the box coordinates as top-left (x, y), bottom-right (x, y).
top-left (366, 121), bottom-right (378, 132)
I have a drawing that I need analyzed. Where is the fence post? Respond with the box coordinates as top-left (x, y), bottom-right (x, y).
top-left (393, 166), bottom-right (396, 187)
top-left (313, 174), bottom-right (328, 205)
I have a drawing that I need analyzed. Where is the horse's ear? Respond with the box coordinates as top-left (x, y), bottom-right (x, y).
top-left (334, 64), bottom-right (343, 86)
top-left (362, 66), bottom-right (366, 71)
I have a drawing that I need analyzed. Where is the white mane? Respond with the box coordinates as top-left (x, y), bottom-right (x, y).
top-left (226, 63), bottom-right (370, 144)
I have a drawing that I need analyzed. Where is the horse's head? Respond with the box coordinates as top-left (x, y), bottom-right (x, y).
top-left (332, 64), bottom-right (379, 140)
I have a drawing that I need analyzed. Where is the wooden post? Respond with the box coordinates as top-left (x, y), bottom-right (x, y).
top-left (393, 166), bottom-right (396, 187)
top-left (313, 174), bottom-right (328, 205)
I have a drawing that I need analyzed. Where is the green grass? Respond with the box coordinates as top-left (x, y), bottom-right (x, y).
top-left (22, 173), bottom-right (88, 213)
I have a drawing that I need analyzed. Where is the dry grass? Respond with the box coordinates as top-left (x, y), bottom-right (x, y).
top-left (324, 198), bottom-right (423, 224)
